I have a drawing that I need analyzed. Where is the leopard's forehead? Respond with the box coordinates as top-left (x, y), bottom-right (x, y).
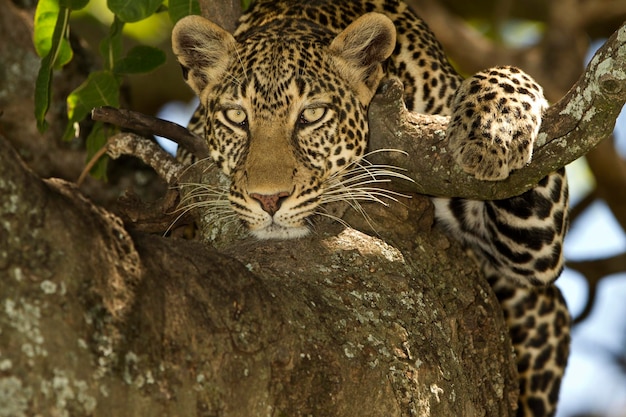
top-left (208, 22), bottom-right (343, 113)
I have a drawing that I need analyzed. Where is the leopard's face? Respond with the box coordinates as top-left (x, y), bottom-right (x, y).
top-left (173, 14), bottom-right (396, 238)
top-left (203, 37), bottom-right (370, 238)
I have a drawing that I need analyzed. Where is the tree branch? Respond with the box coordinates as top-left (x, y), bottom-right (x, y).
top-left (367, 21), bottom-right (626, 200)
top-left (409, 0), bottom-right (588, 100)
top-left (92, 25), bottom-right (626, 204)
top-left (197, 0), bottom-right (241, 33)
top-left (584, 135), bottom-right (626, 232)
top-left (567, 252), bottom-right (626, 324)
top-left (104, 132), bottom-right (183, 185)
top-left (579, 1), bottom-right (626, 31)
top-left (91, 106), bottom-right (208, 160)
top-left (414, 0), bottom-right (626, 37)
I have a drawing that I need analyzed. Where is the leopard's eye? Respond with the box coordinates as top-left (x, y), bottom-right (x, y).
top-left (224, 108), bottom-right (247, 126)
top-left (300, 106), bottom-right (327, 124)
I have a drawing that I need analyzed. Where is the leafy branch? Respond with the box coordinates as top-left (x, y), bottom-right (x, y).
top-left (33, 0), bottom-right (200, 177)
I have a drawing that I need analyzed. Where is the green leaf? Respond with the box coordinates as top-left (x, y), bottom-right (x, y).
top-left (168, 0), bottom-right (200, 23)
top-left (64, 71), bottom-right (120, 141)
top-left (33, 0), bottom-right (72, 68)
top-left (113, 45), bottom-right (166, 74)
top-left (60, 0), bottom-right (89, 9)
top-left (242, 0), bottom-right (253, 11)
top-left (99, 17), bottom-right (125, 71)
top-left (107, 0), bottom-right (164, 23)
top-left (34, 54), bottom-right (54, 132)
top-left (85, 123), bottom-right (109, 179)
top-left (34, 4), bottom-right (73, 132)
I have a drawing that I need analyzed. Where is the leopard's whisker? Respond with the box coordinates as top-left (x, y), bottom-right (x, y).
top-left (312, 209), bottom-right (352, 230)
top-left (321, 151), bottom-right (412, 209)
top-left (165, 178), bottom-right (233, 235)
top-left (312, 209), bottom-right (349, 226)
top-left (165, 193), bottom-right (237, 237)
top-left (178, 191), bottom-right (228, 204)
top-left (175, 156), bottom-right (215, 178)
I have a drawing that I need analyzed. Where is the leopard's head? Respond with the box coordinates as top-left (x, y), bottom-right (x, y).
top-left (172, 13), bottom-right (396, 239)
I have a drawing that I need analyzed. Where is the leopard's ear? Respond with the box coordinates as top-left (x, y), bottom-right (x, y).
top-left (172, 15), bottom-right (236, 96)
top-left (329, 13), bottom-right (396, 104)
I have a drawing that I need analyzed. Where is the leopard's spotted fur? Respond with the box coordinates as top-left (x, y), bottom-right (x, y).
top-left (172, 1), bottom-right (570, 415)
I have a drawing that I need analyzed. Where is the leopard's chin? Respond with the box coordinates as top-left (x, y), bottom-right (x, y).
top-left (250, 224), bottom-right (310, 240)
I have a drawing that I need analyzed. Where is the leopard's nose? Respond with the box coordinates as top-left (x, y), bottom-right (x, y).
top-left (250, 191), bottom-right (291, 216)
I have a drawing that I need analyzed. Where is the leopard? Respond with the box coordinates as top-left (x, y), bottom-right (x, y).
top-left (171, 1), bottom-right (571, 416)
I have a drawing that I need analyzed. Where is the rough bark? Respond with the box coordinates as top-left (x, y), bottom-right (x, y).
top-left (0, 1), bottom-right (522, 407)
top-left (367, 21), bottom-right (626, 200)
top-left (410, 0), bottom-right (626, 324)
top-left (0, 133), bottom-right (518, 416)
top-left (197, 0), bottom-right (241, 32)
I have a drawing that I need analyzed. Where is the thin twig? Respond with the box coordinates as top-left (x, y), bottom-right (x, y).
top-left (91, 106), bottom-right (209, 160)
top-left (567, 190), bottom-right (598, 225)
top-left (105, 132), bottom-right (184, 184)
top-left (77, 137), bottom-right (112, 186)
top-left (567, 252), bottom-right (626, 324)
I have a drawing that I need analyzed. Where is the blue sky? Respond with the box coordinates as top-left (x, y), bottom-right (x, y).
top-left (556, 105), bottom-right (626, 416)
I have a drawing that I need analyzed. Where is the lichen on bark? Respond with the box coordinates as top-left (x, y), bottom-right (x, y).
top-left (1, 131), bottom-right (519, 415)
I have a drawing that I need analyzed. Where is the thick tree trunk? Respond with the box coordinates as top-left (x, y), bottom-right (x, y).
top-left (0, 133), bottom-right (518, 416)
top-left (0, 4), bottom-right (519, 404)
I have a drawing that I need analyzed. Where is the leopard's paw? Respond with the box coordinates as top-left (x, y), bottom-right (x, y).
top-left (446, 66), bottom-right (547, 181)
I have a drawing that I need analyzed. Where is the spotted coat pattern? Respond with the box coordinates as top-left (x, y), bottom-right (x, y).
top-left (172, 1), bottom-right (570, 415)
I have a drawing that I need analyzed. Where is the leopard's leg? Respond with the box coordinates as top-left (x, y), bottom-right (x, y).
top-left (434, 65), bottom-right (569, 287)
top-left (432, 169), bottom-right (570, 416)
top-left (434, 169), bottom-right (569, 285)
top-left (430, 62), bottom-right (571, 415)
top-left (444, 66), bottom-right (548, 181)
top-left (488, 275), bottom-right (570, 417)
